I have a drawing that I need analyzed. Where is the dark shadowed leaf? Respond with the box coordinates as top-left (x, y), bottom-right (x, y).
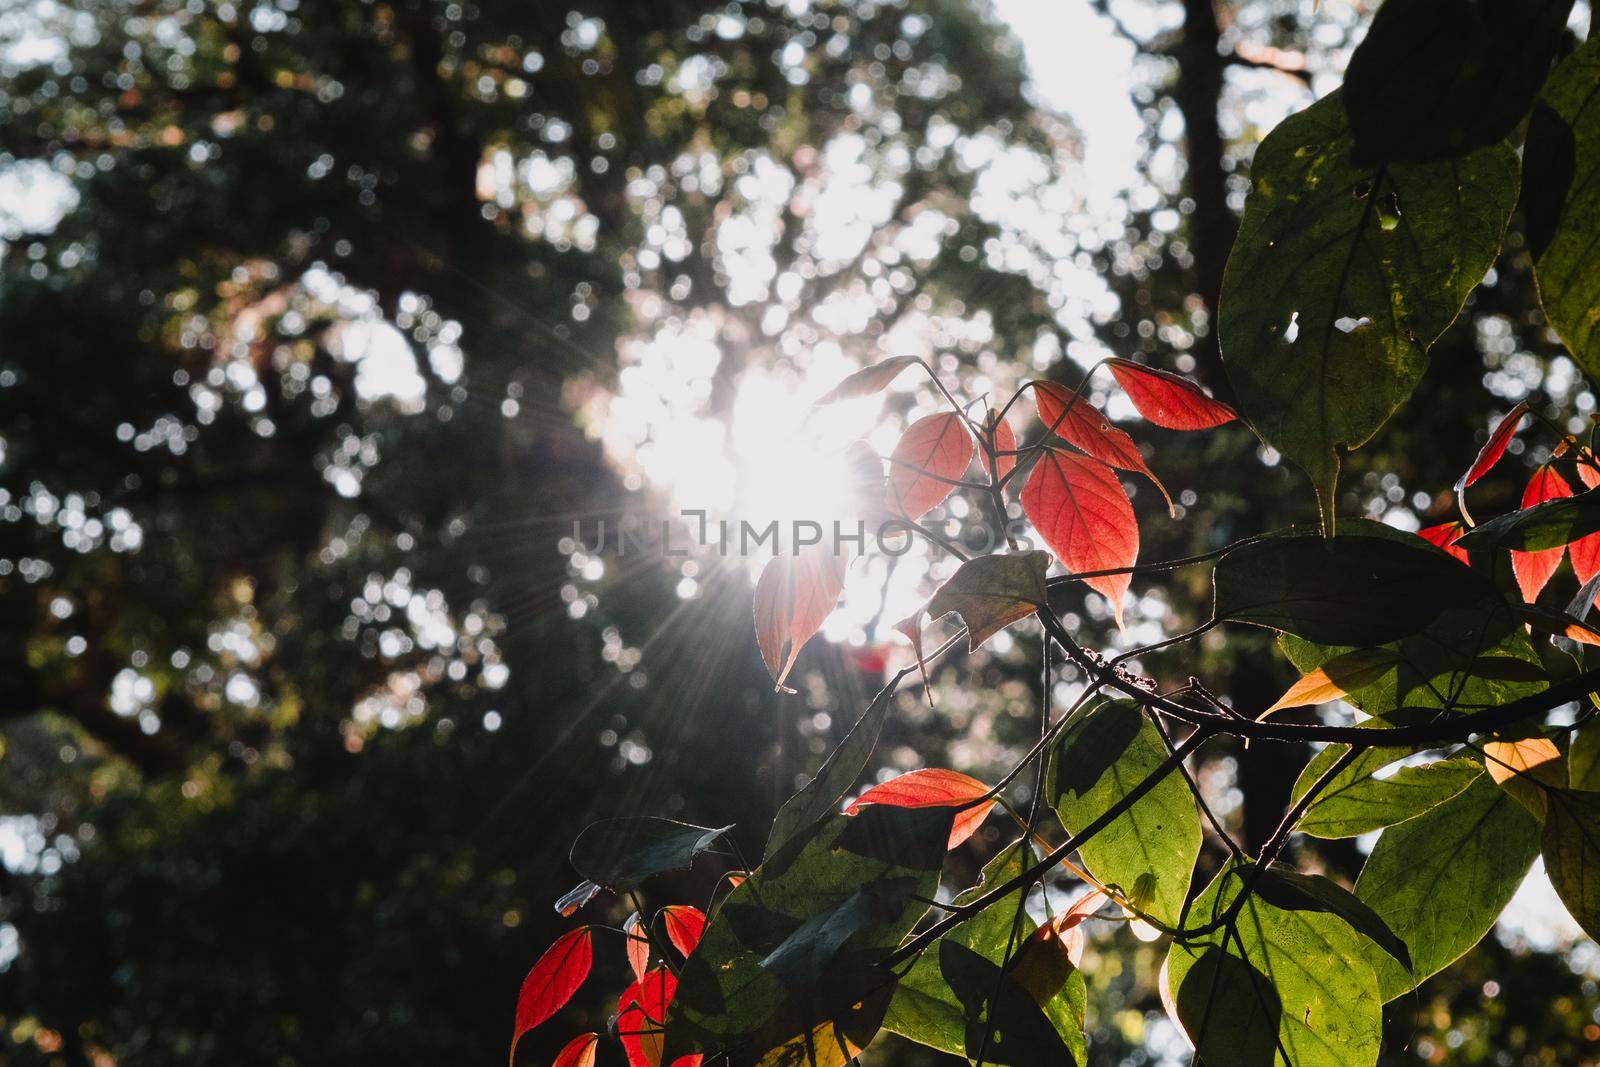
top-left (1521, 40), bottom-right (1600, 376)
top-left (764, 684), bottom-right (894, 861)
top-left (815, 356), bottom-right (921, 404)
top-left (1213, 528), bottom-right (1495, 645)
top-left (1048, 700), bottom-right (1199, 925)
top-left (1571, 721), bottom-right (1600, 791)
top-left (570, 818), bottom-right (731, 891)
top-left (1542, 788), bottom-right (1600, 941)
top-left (1355, 774), bottom-right (1540, 1000)
top-left (924, 550), bottom-right (1049, 651)
top-left (1457, 486), bottom-right (1600, 553)
top-left (1021, 449), bottom-right (1138, 629)
top-left (1219, 92), bottom-right (1518, 523)
top-left (939, 941), bottom-right (1082, 1065)
top-left (1166, 860), bottom-right (1382, 1066)
top-left (1341, 0), bottom-right (1574, 166)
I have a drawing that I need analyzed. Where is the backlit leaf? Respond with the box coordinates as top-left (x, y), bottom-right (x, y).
top-left (847, 768), bottom-right (996, 849)
top-left (510, 928), bottom-right (594, 1063)
top-left (1290, 745), bottom-right (1482, 839)
top-left (1166, 859), bottom-right (1382, 1066)
top-left (1522, 39), bottom-right (1600, 376)
top-left (1417, 521), bottom-right (1470, 564)
top-left (1354, 774), bottom-right (1540, 1000)
top-left (1456, 485), bottom-right (1600, 552)
top-left (570, 818), bottom-right (731, 892)
top-left (1106, 358), bottom-right (1236, 430)
top-left (1021, 449), bottom-right (1138, 629)
top-left (554, 879), bottom-right (603, 917)
top-left (753, 543), bottom-right (849, 690)
top-left (1259, 648), bottom-right (1401, 718)
top-left (624, 913), bottom-right (650, 982)
top-left (1253, 865), bottom-right (1411, 973)
top-left (1034, 382), bottom-right (1172, 511)
top-left (662, 906), bottom-right (707, 959)
top-left (984, 412), bottom-right (1019, 484)
top-left (1542, 787), bottom-right (1600, 941)
top-left (1219, 92), bottom-right (1518, 524)
top-left (815, 355), bottom-right (920, 405)
top-left (552, 1033), bottom-right (599, 1067)
top-left (1485, 736), bottom-right (1562, 787)
top-left (1454, 402), bottom-right (1528, 520)
top-left (1512, 603), bottom-right (1600, 647)
top-left (887, 412), bottom-right (974, 520)
top-left (924, 550), bottom-right (1049, 651)
top-left (1512, 466), bottom-right (1572, 602)
top-left (1341, 0), bottom-right (1574, 166)
top-left (1048, 700), bottom-right (1200, 926)
top-left (619, 967), bottom-right (676, 1067)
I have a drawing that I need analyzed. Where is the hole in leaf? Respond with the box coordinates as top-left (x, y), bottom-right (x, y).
top-left (1333, 316), bottom-right (1372, 333)
top-left (1376, 190), bottom-right (1402, 231)
top-left (1281, 311), bottom-right (1300, 344)
top-left (1352, 180), bottom-right (1372, 199)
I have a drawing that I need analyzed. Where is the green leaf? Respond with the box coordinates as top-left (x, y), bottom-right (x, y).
top-left (764, 684), bottom-right (894, 861)
top-left (1570, 720), bottom-right (1600, 791)
top-left (925, 550), bottom-right (1050, 651)
top-left (1455, 487), bottom-right (1600, 552)
top-left (669, 805), bottom-right (952, 1062)
top-left (1252, 865), bottom-right (1411, 973)
top-left (1542, 787), bottom-right (1600, 941)
top-left (1165, 860), bottom-right (1383, 1066)
top-left (1214, 527), bottom-right (1499, 646)
top-left (1290, 747), bottom-right (1484, 838)
top-left (1047, 700), bottom-right (1199, 926)
top-left (569, 817), bottom-right (732, 891)
top-left (1524, 39), bottom-right (1600, 377)
top-left (1354, 774), bottom-right (1540, 1000)
top-left (882, 847), bottom-right (1088, 1065)
top-left (1219, 92), bottom-right (1518, 522)
top-left (1341, 0), bottom-right (1574, 166)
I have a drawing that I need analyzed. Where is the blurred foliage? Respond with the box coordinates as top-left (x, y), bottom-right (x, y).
top-left (0, 0), bottom-right (1596, 1063)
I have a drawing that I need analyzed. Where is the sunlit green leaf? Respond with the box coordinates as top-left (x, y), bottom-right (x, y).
top-left (1219, 93), bottom-right (1518, 521)
top-left (1290, 747), bottom-right (1483, 839)
top-left (1048, 700), bottom-right (1199, 926)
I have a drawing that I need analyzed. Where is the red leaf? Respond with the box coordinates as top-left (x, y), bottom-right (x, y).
top-left (1513, 465), bottom-right (1572, 602)
top-left (1579, 458), bottom-right (1600, 491)
top-left (622, 912), bottom-right (650, 982)
top-left (887, 412), bottom-right (975, 519)
top-left (618, 967), bottom-right (676, 1067)
top-left (1417, 521), bottom-right (1470, 564)
top-left (1456, 402), bottom-right (1529, 522)
top-left (1034, 382), bottom-right (1173, 512)
top-left (984, 413), bottom-right (1018, 484)
top-left (752, 544), bottom-right (849, 690)
top-left (845, 768), bottom-right (995, 849)
top-left (1106, 358), bottom-right (1236, 430)
top-left (552, 1033), bottom-right (599, 1067)
top-left (510, 928), bottom-right (593, 1064)
top-left (661, 905), bottom-right (707, 958)
top-left (1576, 461), bottom-right (1600, 594)
top-left (815, 355), bottom-right (920, 405)
top-left (1020, 449), bottom-right (1139, 629)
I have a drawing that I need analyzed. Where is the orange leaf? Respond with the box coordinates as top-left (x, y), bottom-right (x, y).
top-left (1579, 457), bottom-right (1600, 491)
top-left (985, 412), bottom-right (1019, 484)
top-left (846, 768), bottom-right (995, 849)
top-left (510, 928), bottom-right (593, 1065)
top-left (815, 355), bottom-right (919, 404)
top-left (752, 544), bottom-right (849, 690)
top-left (552, 1033), bottom-right (599, 1067)
top-left (887, 412), bottom-right (975, 519)
top-left (1258, 649), bottom-right (1400, 719)
top-left (1417, 521), bottom-right (1470, 564)
top-left (622, 912), bottom-right (650, 983)
top-left (1051, 887), bottom-right (1106, 968)
top-left (618, 967), bottom-right (676, 1067)
top-left (1485, 737), bottom-right (1561, 785)
top-left (1034, 382), bottom-right (1172, 512)
top-left (1106, 358), bottom-right (1236, 430)
top-left (661, 905), bottom-right (707, 958)
top-left (1020, 449), bottom-right (1138, 629)
top-left (1513, 465), bottom-right (1572, 602)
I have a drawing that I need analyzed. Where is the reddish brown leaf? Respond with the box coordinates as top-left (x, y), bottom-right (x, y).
top-left (1456, 402), bottom-right (1529, 522)
top-left (984, 413), bottom-right (1018, 484)
top-left (510, 928), bottom-right (593, 1065)
top-left (1107, 358), bottom-right (1237, 430)
top-left (661, 905), bottom-right (707, 958)
top-left (1417, 521), bottom-right (1470, 564)
top-left (752, 544), bottom-right (849, 691)
top-left (815, 355), bottom-right (920, 405)
top-left (1513, 465), bottom-right (1572, 602)
top-left (845, 768), bottom-right (995, 849)
top-left (622, 912), bottom-right (650, 983)
top-left (1034, 382), bottom-right (1173, 512)
top-left (552, 1033), bottom-right (599, 1067)
top-left (618, 967), bottom-right (676, 1067)
top-left (887, 412), bottom-right (975, 519)
top-left (1020, 449), bottom-right (1138, 629)
top-left (1572, 460), bottom-right (1600, 588)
